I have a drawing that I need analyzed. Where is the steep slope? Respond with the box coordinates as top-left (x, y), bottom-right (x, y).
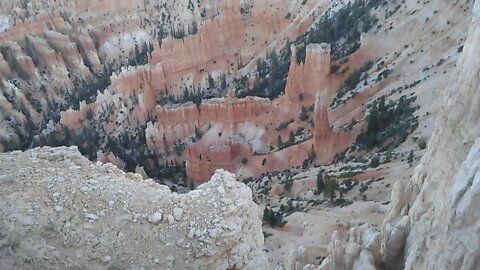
top-left (381, 1), bottom-right (480, 268)
top-left (304, 1), bottom-right (480, 269)
top-left (0, 147), bottom-right (266, 269)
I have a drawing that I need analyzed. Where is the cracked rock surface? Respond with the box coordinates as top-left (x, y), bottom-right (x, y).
top-left (0, 146), bottom-right (266, 269)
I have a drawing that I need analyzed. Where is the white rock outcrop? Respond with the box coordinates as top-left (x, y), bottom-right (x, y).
top-left (0, 146), bottom-right (267, 269)
top-left (313, 1), bottom-right (480, 269)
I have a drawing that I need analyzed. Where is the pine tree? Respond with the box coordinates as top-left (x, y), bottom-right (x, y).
top-left (190, 21), bottom-right (198, 35)
top-left (300, 106), bottom-right (309, 121)
top-left (207, 74), bottom-right (215, 89)
top-left (309, 145), bottom-right (316, 161)
top-left (288, 131), bottom-right (295, 145)
top-left (324, 178), bottom-right (339, 204)
top-left (316, 172), bottom-right (325, 194)
top-left (269, 50), bottom-right (279, 79)
top-left (220, 74), bottom-right (227, 90)
top-left (370, 155), bottom-right (380, 168)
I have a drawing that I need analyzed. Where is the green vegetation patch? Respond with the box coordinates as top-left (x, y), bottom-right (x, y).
top-left (356, 95), bottom-right (418, 150)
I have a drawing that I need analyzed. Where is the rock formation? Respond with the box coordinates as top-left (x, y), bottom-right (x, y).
top-left (186, 139), bottom-right (252, 186)
top-left (310, 1), bottom-right (480, 269)
top-left (0, 0), bottom-right (344, 186)
top-left (285, 44), bottom-right (331, 100)
top-left (0, 146), bottom-right (267, 269)
top-left (313, 92), bottom-right (352, 165)
top-left (380, 2), bottom-right (480, 268)
top-left (0, 0), bottom-right (477, 268)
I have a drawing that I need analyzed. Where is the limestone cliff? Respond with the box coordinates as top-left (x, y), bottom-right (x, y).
top-left (0, 146), bottom-right (267, 269)
top-left (307, 1), bottom-right (480, 269)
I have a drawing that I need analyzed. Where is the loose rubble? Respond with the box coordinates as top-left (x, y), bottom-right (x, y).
top-left (0, 146), bottom-right (267, 269)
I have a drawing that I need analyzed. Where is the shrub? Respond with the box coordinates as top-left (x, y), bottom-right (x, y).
top-left (299, 106), bottom-right (309, 121)
top-left (370, 155), bottom-right (380, 168)
top-left (330, 64), bottom-right (340, 74)
top-left (263, 208), bottom-right (287, 228)
top-left (337, 171), bottom-right (360, 179)
top-left (417, 139), bottom-right (427, 150)
top-left (241, 157), bottom-right (248, 165)
top-left (408, 150), bottom-right (414, 167)
top-left (284, 176), bottom-right (294, 191)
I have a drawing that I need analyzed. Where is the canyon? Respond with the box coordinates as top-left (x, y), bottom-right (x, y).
top-left (0, 0), bottom-right (479, 269)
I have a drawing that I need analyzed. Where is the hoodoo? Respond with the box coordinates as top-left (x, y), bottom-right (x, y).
top-left (0, 0), bottom-right (479, 269)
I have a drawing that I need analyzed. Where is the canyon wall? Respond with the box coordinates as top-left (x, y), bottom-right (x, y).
top-left (186, 140), bottom-right (252, 186)
top-left (0, 146), bottom-right (267, 269)
top-left (111, 0), bottom-right (312, 100)
top-left (0, 0), bottom-right (372, 187)
top-left (146, 96), bottom-right (272, 150)
top-left (312, 1), bottom-right (480, 269)
top-left (285, 44), bottom-right (331, 100)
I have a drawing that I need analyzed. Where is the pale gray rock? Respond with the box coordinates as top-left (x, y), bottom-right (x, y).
top-left (147, 212), bottom-right (163, 224)
top-left (310, 2), bottom-right (480, 269)
top-left (0, 148), bottom-right (267, 269)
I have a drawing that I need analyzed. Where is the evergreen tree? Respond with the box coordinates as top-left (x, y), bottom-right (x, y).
top-left (269, 50), bottom-right (279, 79)
top-left (207, 74), bottom-right (215, 89)
top-left (308, 145), bottom-right (316, 161)
top-left (190, 21), bottom-right (198, 35)
top-left (220, 74), bottom-right (227, 90)
top-left (316, 172), bottom-right (325, 194)
top-left (285, 176), bottom-right (293, 192)
top-left (324, 178), bottom-right (339, 203)
top-left (299, 106), bottom-right (309, 121)
top-left (288, 131), bottom-right (295, 145)
top-left (370, 155), bottom-right (380, 168)
top-left (263, 207), bottom-right (287, 228)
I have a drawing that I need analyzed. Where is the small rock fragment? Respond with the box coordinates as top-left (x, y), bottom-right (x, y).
top-left (187, 228), bottom-right (195, 239)
top-left (173, 207), bottom-right (183, 221)
top-left (167, 214), bottom-right (175, 225)
top-left (148, 212), bottom-right (163, 224)
top-left (102, 256), bottom-right (111, 263)
top-left (86, 213), bottom-right (99, 221)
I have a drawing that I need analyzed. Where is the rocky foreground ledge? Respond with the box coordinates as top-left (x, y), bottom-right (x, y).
top-left (0, 146), bottom-right (267, 269)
